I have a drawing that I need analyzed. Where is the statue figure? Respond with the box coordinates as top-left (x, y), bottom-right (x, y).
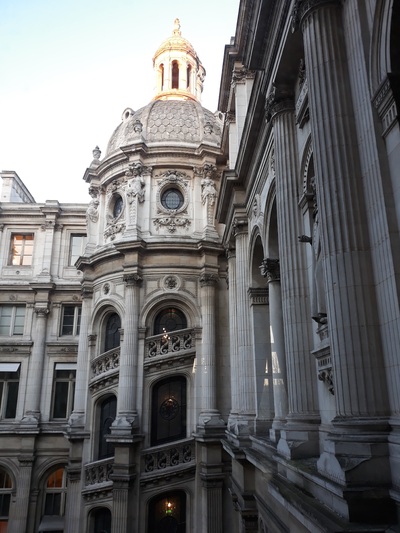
top-left (201, 176), bottom-right (217, 205)
top-left (86, 198), bottom-right (99, 223)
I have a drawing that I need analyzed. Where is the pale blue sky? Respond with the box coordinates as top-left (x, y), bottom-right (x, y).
top-left (0, 0), bottom-right (239, 202)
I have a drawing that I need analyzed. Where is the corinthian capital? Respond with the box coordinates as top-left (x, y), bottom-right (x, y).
top-left (34, 305), bottom-right (50, 317)
top-left (260, 258), bottom-right (280, 283)
top-left (199, 273), bottom-right (218, 287)
top-left (123, 273), bottom-right (143, 287)
top-left (292, 0), bottom-right (341, 32)
top-left (265, 87), bottom-right (294, 122)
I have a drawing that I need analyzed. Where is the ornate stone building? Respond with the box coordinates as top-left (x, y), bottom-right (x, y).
top-left (0, 1), bottom-right (400, 531)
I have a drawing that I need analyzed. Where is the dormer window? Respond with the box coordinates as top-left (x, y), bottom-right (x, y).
top-left (172, 61), bottom-right (179, 89)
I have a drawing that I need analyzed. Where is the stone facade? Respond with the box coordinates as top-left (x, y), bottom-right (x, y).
top-left (0, 3), bottom-right (399, 532)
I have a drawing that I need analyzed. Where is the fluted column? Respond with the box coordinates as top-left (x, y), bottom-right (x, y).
top-left (23, 305), bottom-right (49, 423)
top-left (202, 479), bottom-right (223, 533)
top-left (227, 248), bottom-right (240, 426)
top-left (269, 98), bottom-right (320, 457)
top-left (111, 481), bottom-right (129, 533)
top-left (11, 456), bottom-right (34, 532)
top-left (298, 0), bottom-right (390, 486)
top-left (112, 273), bottom-right (142, 435)
top-left (68, 286), bottom-right (93, 429)
top-left (64, 465), bottom-right (82, 533)
top-left (198, 273), bottom-right (224, 429)
top-left (261, 259), bottom-right (288, 443)
top-left (228, 218), bottom-right (256, 436)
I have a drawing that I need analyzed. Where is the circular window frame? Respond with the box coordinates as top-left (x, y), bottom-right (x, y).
top-left (161, 188), bottom-right (184, 210)
top-left (156, 173), bottom-right (189, 215)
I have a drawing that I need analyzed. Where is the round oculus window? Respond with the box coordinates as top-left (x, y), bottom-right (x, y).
top-left (113, 196), bottom-right (123, 218)
top-left (161, 188), bottom-right (184, 210)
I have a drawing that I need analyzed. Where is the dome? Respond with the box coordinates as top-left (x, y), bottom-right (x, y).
top-left (106, 99), bottom-right (223, 156)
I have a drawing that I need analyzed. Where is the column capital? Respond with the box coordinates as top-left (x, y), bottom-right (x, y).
top-left (260, 258), bottom-right (280, 283)
top-left (81, 286), bottom-right (93, 299)
top-left (34, 305), bottom-right (49, 317)
top-left (232, 217), bottom-right (248, 237)
top-left (292, 0), bottom-right (341, 32)
top-left (265, 89), bottom-right (295, 122)
top-left (200, 273), bottom-right (219, 287)
top-left (123, 273), bottom-right (143, 287)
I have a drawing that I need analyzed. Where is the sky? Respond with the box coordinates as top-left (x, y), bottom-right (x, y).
top-left (0, 0), bottom-right (240, 204)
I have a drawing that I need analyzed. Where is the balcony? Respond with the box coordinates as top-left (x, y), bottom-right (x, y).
top-left (89, 347), bottom-right (120, 392)
top-left (140, 438), bottom-right (196, 486)
top-left (82, 457), bottom-right (113, 498)
top-left (144, 328), bottom-right (196, 373)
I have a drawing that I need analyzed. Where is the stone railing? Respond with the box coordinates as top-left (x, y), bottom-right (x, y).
top-left (84, 457), bottom-right (113, 487)
top-left (145, 328), bottom-right (195, 359)
top-left (91, 347), bottom-right (120, 377)
top-left (142, 438), bottom-right (195, 474)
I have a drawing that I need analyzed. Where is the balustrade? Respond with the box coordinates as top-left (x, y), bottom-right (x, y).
top-left (84, 458), bottom-right (113, 487)
top-left (142, 439), bottom-right (195, 474)
top-left (145, 328), bottom-right (195, 359)
top-left (91, 347), bottom-right (120, 376)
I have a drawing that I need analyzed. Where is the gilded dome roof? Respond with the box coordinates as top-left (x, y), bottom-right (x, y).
top-left (106, 99), bottom-right (223, 156)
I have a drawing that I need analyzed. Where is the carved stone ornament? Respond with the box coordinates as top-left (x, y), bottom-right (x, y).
top-left (232, 217), bottom-right (248, 237)
top-left (34, 305), bottom-right (50, 317)
top-left (103, 283), bottom-right (110, 294)
top-left (126, 162), bottom-right (146, 204)
top-left (291, 0), bottom-right (341, 32)
top-left (104, 223), bottom-right (125, 240)
top-left (86, 198), bottom-right (99, 223)
top-left (153, 217), bottom-right (191, 233)
top-left (156, 170), bottom-right (189, 215)
top-left (123, 273), bottom-right (143, 286)
top-left (201, 176), bottom-right (217, 206)
top-left (265, 88), bottom-right (294, 122)
top-left (164, 275), bottom-right (178, 290)
top-left (199, 273), bottom-right (218, 287)
top-left (231, 66), bottom-right (255, 87)
top-left (260, 258), bottom-right (280, 283)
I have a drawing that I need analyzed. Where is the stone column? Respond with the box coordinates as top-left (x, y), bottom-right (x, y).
top-left (228, 218), bottom-right (256, 436)
top-left (11, 455), bottom-right (34, 533)
top-left (68, 286), bottom-right (93, 429)
top-left (261, 259), bottom-right (288, 442)
top-left (202, 479), bottom-right (223, 533)
top-left (111, 481), bottom-right (129, 533)
top-left (267, 97), bottom-right (320, 457)
top-left (297, 0), bottom-right (391, 499)
top-left (23, 305), bottom-right (49, 423)
top-left (227, 248), bottom-right (240, 429)
top-left (64, 465), bottom-right (82, 533)
top-left (198, 273), bottom-right (224, 430)
top-left (112, 273), bottom-right (142, 435)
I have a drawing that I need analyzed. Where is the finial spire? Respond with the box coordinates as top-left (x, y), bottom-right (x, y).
top-left (173, 18), bottom-right (181, 36)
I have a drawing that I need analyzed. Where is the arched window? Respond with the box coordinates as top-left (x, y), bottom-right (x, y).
top-left (172, 61), bottom-right (179, 89)
top-left (151, 376), bottom-right (186, 446)
top-left (0, 468), bottom-right (12, 533)
top-left (90, 507), bottom-right (111, 533)
top-left (186, 65), bottom-right (191, 90)
top-left (148, 491), bottom-right (186, 533)
top-left (160, 63), bottom-right (165, 91)
top-left (154, 308), bottom-right (187, 336)
top-left (98, 396), bottom-right (116, 460)
top-left (38, 466), bottom-right (67, 532)
top-left (104, 313), bottom-right (121, 352)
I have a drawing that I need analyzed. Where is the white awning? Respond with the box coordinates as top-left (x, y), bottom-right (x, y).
top-left (38, 515), bottom-right (65, 531)
top-left (55, 363), bottom-right (77, 371)
top-left (0, 363), bottom-right (20, 372)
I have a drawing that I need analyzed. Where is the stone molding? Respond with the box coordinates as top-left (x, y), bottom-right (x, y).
top-left (199, 273), bottom-right (219, 287)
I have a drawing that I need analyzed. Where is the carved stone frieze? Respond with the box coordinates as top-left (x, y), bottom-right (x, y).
top-left (153, 217), bottom-right (190, 233)
top-left (104, 223), bottom-right (125, 240)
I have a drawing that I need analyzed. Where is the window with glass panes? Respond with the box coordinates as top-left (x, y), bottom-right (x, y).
top-left (0, 468), bottom-right (12, 533)
top-left (9, 234), bottom-right (34, 266)
top-left (0, 306), bottom-right (25, 336)
top-left (43, 467), bottom-right (67, 516)
top-left (0, 364), bottom-right (20, 419)
top-left (69, 234), bottom-right (87, 266)
top-left (60, 305), bottom-right (81, 336)
top-left (51, 364), bottom-right (76, 419)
